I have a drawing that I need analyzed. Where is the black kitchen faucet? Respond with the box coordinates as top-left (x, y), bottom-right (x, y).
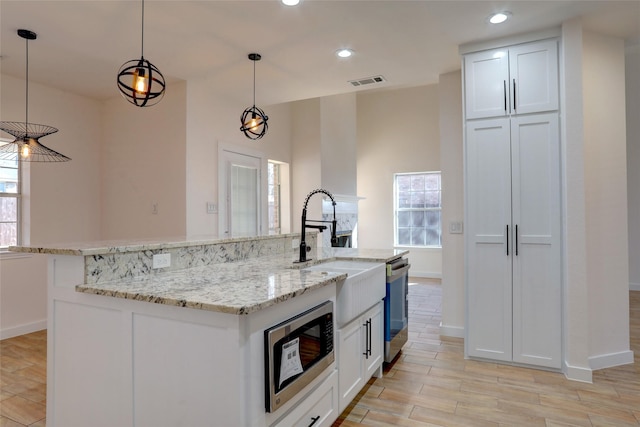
top-left (297, 188), bottom-right (338, 263)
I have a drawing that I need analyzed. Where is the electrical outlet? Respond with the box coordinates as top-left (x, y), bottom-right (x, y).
top-left (152, 203), bottom-right (159, 215)
top-left (152, 253), bottom-right (171, 269)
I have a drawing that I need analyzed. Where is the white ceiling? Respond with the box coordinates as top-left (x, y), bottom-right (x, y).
top-left (1, 0), bottom-right (639, 107)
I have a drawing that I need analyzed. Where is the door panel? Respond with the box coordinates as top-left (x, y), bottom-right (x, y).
top-left (511, 114), bottom-right (561, 368)
top-left (464, 49), bottom-right (510, 119)
top-left (465, 119), bottom-right (513, 361)
top-left (218, 149), bottom-right (261, 237)
top-left (509, 40), bottom-right (559, 115)
top-left (230, 164), bottom-right (259, 236)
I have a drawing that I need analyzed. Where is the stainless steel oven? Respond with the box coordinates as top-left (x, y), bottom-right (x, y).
top-left (264, 301), bottom-right (334, 413)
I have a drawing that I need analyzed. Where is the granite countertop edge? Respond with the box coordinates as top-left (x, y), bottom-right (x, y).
top-left (72, 248), bottom-right (408, 316)
top-left (8, 233), bottom-right (301, 256)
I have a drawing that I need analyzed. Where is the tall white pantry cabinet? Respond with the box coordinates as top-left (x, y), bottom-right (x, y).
top-left (463, 38), bottom-right (562, 369)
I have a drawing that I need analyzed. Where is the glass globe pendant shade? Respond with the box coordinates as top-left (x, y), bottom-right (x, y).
top-left (240, 106), bottom-right (269, 140)
top-left (117, 57), bottom-right (165, 107)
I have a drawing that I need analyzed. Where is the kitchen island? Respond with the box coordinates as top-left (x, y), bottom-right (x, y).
top-left (11, 234), bottom-right (407, 427)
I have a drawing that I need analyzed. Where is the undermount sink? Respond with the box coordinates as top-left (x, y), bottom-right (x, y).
top-left (303, 260), bottom-right (386, 326)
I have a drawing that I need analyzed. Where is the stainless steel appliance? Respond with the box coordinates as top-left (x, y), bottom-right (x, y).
top-left (264, 301), bottom-right (335, 413)
top-left (384, 257), bottom-right (410, 363)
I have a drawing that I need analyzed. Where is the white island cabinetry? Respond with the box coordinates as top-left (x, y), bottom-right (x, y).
top-left (10, 236), bottom-right (407, 427)
top-left (48, 254), bottom-right (338, 427)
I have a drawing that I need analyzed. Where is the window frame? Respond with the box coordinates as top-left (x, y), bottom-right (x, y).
top-left (267, 160), bottom-right (281, 235)
top-left (0, 139), bottom-right (22, 250)
top-left (393, 171), bottom-right (442, 248)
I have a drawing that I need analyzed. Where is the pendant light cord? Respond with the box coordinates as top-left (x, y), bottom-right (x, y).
top-left (141, 0), bottom-right (145, 58)
top-left (25, 35), bottom-right (29, 131)
top-left (253, 58), bottom-right (256, 107)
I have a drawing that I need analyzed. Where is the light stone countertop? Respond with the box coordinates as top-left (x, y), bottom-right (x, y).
top-left (8, 233), bottom-right (296, 256)
top-left (74, 247), bottom-right (408, 315)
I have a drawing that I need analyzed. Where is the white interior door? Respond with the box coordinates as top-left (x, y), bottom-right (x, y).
top-left (219, 149), bottom-right (262, 237)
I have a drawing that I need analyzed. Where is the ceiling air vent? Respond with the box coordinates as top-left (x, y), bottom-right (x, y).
top-left (349, 75), bottom-right (386, 87)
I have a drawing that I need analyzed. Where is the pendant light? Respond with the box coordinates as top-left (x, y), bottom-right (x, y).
top-left (117, 0), bottom-right (165, 107)
top-left (0, 30), bottom-right (70, 162)
top-left (240, 53), bottom-right (269, 140)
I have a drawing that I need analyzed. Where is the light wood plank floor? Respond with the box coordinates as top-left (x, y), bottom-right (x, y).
top-left (335, 278), bottom-right (640, 427)
top-left (1, 279), bottom-right (638, 427)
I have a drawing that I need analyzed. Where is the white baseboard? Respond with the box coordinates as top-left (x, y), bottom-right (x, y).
top-left (589, 350), bottom-right (635, 371)
top-left (563, 362), bottom-right (593, 383)
top-left (439, 322), bottom-right (464, 338)
top-left (0, 320), bottom-right (46, 340)
top-left (630, 282), bottom-right (640, 291)
top-left (409, 271), bottom-right (442, 279)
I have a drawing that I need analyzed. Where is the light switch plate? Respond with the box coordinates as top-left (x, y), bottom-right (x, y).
top-left (449, 221), bottom-right (464, 234)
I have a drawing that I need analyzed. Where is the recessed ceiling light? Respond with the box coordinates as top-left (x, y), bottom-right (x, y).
top-left (282, 0), bottom-right (299, 5)
top-left (489, 11), bottom-right (511, 24)
top-left (336, 49), bottom-right (353, 58)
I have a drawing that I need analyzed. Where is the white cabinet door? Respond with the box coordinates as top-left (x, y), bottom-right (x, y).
top-left (510, 114), bottom-right (561, 369)
top-left (464, 39), bottom-right (558, 120)
top-left (336, 300), bottom-right (384, 413)
top-left (337, 316), bottom-right (364, 413)
top-left (509, 40), bottom-right (559, 115)
top-left (464, 48), bottom-right (510, 120)
top-left (363, 301), bottom-right (384, 379)
top-left (274, 370), bottom-right (338, 427)
top-left (465, 118), bottom-right (513, 362)
top-left (465, 114), bottom-right (562, 368)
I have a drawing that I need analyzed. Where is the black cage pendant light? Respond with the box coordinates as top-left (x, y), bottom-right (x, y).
top-left (0, 29), bottom-right (70, 162)
top-left (117, 0), bottom-right (165, 107)
top-left (240, 53), bottom-right (269, 140)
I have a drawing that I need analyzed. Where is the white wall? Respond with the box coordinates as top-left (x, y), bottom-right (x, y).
top-left (626, 43), bottom-right (640, 291)
top-left (185, 75), bottom-right (293, 237)
top-left (290, 98), bottom-right (325, 230)
top-left (101, 81), bottom-right (187, 240)
top-left (560, 19), bottom-right (592, 379)
top-left (438, 70), bottom-right (465, 337)
top-left (320, 93), bottom-right (357, 197)
top-left (1, 75), bottom-right (103, 245)
top-left (356, 85), bottom-right (442, 277)
top-left (583, 31), bottom-right (631, 366)
top-left (559, 22), bottom-right (633, 380)
top-left (0, 75), bottom-right (103, 338)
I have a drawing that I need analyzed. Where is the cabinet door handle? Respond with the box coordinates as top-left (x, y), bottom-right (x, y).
top-left (503, 80), bottom-right (507, 112)
top-left (515, 224), bottom-right (519, 256)
top-left (363, 320), bottom-right (369, 358)
top-left (309, 415), bottom-right (321, 427)
top-left (367, 319), bottom-right (372, 356)
top-left (513, 79), bottom-right (516, 111)
top-left (506, 225), bottom-right (509, 256)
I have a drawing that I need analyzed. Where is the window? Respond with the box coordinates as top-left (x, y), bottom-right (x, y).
top-left (267, 161), bottom-right (281, 234)
top-left (0, 140), bottom-right (20, 249)
top-left (394, 171), bottom-right (441, 247)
